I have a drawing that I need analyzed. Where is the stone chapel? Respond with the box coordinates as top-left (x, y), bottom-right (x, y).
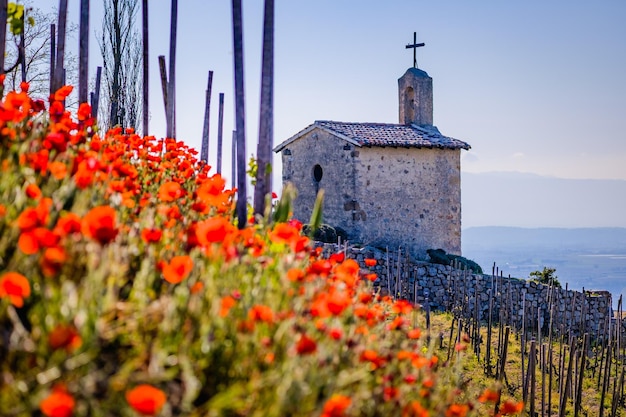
top-left (273, 61), bottom-right (471, 260)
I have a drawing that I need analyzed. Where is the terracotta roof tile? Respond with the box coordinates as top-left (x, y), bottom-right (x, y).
top-left (315, 121), bottom-right (470, 150)
top-left (274, 121), bottom-right (470, 152)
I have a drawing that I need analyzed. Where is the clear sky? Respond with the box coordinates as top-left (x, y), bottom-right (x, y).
top-left (47, 1), bottom-right (626, 188)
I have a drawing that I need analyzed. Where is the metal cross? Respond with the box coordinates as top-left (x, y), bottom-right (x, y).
top-left (405, 32), bottom-right (425, 68)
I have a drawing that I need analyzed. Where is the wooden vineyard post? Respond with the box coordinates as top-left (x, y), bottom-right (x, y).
top-left (574, 333), bottom-right (588, 417)
top-left (158, 55), bottom-right (168, 129)
top-left (559, 339), bottom-right (575, 417)
top-left (231, 130), bottom-right (236, 188)
top-left (200, 70), bottom-right (213, 164)
top-left (529, 338), bottom-right (537, 417)
top-left (54, 0), bottom-right (68, 94)
top-left (49, 24), bottom-right (55, 95)
top-left (231, 0), bottom-right (247, 229)
top-left (166, 0), bottom-right (178, 138)
top-left (90, 66), bottom-right (102, 121)
top-left (253, 0), bottom-right (275, 217)
top-left (78, 0), bottom-right (90, 103)
top-left (494, 326), bottom-right (510, 415)
top-left (216, 93), bottom-right (225, 174)
top-left (0, 0), bottom-right (7, 76)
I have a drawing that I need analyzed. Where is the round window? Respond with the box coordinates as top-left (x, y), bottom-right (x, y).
top-left (313, 164), bottom-right (323, 182)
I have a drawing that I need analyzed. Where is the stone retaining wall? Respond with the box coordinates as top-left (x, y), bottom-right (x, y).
top-left (320, 244), bottom-right (614, 338)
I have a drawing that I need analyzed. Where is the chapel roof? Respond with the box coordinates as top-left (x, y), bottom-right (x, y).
top-left (273, 120), bottom-right (471, 152)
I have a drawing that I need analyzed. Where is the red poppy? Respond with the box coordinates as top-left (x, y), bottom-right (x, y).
top-left (268, 223), bottom-right (301, 246)
top-left (248, 304), bottom-right (274, 323)
top-left (25, 183), bottom-right (42, 199)
top-left (194, 217), bottom-right (233, 246)
top-left (125, 384), bottom-right (166, 416)
top-left (158, 181), bottom-right (184, 202)
top-left (77, 103), bottom-right (91, 121)
top-left (162, 255), bottom-right (193, 284)
top-left (141, 228), bottom-right (163, 244)
top-left (48, 161), bottom-right (68, 180)
top-left (220, 295), bottom-right (237, 317)
top-left (48, 324), bottom-right (82, 352)
top-left (40, 389), bottom-right (75, 417)
top-left (328, 327), bottom-right (343, 340)
top-left (296, 333), bottom-right (317, 355)
top-left (322, 394), bottom-right (351, 417)
top-left (81, 206), bottom-right (118, 245)
top-left (445, 403), bottom-right (470, 417)
top-left (498, 400), bottom-right (524, 415)
top-left (364, 258), bottom-right (377, 267)
top-left (0, 272), bottom-right (31, 307)
top-left (54, 213), bottom-right (82, 236)
top-left (41, 246), bottom-right (67, 277)
top-left (53, 85), bottom-right (73, 102)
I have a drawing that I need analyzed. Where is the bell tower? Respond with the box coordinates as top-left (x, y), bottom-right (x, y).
top-left (399, 33), bottom-right (433, 126)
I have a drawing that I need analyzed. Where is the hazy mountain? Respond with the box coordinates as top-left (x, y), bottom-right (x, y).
top-left (461, 172), bottom-right (626, 228)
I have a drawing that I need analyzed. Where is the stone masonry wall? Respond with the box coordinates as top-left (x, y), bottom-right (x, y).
top-left (319, 244), bottom-right (614, 338)
top-left (353, 146), bottom-right (461, 259)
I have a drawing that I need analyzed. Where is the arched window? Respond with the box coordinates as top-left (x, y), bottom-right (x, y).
top-left (313, 164), bottom-right (323, 182)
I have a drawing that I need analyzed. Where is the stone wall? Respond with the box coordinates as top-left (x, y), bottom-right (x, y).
top-left (320, 244), bottom-right (614, 338)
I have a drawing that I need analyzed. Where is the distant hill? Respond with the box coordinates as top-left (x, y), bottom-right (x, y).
top-left (461, 172), bottom-right (626, 228)
top-left (462, 226), bottom-right (626, 302)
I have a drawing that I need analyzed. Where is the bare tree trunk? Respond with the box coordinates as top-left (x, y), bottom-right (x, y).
top-left (0, 0), bottom-right (7, 76)
top-left (166, 0), bottom-right (177, 138)
top-left (217, 92), bottom-right (224, 174)
top-left (54, 0), bottom-right (68, 93)
top-left (142, 0), bottom-right (148, 136)
top-left (253, 0), bottom-right (275, 217)
top-left (78, 0), bottom-right (89, 103)
top-left (232, 0), bottom-right (247, 229)
top-left (201, 70), bottom-right (213, 164)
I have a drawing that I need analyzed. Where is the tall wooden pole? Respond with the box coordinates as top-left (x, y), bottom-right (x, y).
top-left (253, 0), bottom-right (275, 217)
top-left (91, 66), bottom-right (102, 121)
top-left (49, 24), bottom-right (56, 95)
top-left (19, 31), bottom-right (25, 82)
top-left (158, 55), bottom-right (168, 128)
top-left (166, 0), bottom-right (177, 138)
top-left (217, 93), bottom-right (224, 174)
top-left (231, 130), bottom-right (237, 188)
top-left (54, 0), bottom-right (68, 93)
top-left (0, 0), bottom-right (7, 76)
top-left (200, 70), bottom-right (213, 164)
top-left (142, 0), bottom-right (149, 136)
top-left (232, 0), bottom-right (247, 229)
top-left (78, 0), bottom-right (89, 103)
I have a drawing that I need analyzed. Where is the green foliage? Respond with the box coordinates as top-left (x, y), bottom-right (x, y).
top-left (247, 155), bottom-right (258, 186)
top-left (307, 189), bottom-right (324, 238)
top-left (302, 223), bottom-right (337, 243)
top-left (529, 266), bottom-right (561, 288)
top-left (427, 248), bottom-right (483, 274)
top-left (7, 3), bottom-right (27, 35)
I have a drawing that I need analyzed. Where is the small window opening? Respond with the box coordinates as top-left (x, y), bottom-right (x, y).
top-left (313, 164), bottom-right (323, 182)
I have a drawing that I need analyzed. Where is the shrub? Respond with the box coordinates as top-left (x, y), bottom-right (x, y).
top-left (427, 248), bottom-right (483, 274)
